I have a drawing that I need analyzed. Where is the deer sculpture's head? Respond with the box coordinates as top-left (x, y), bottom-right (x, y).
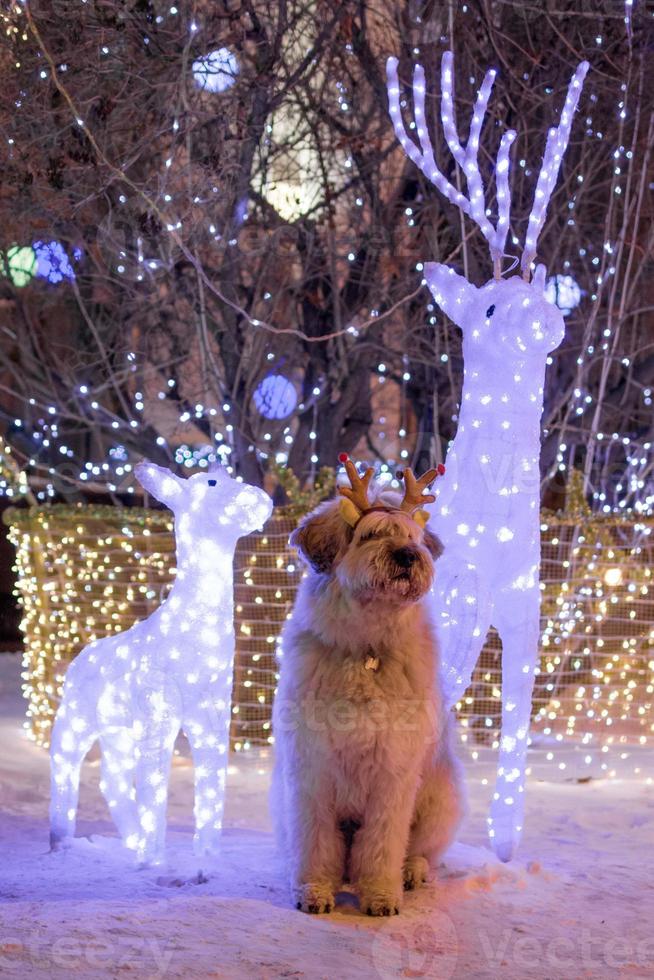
top-left (135, 461), bottom-right (273, 547)
top-left (386, 51), bottom-right (588, 354)
top-left (425, 262), bottom-right (565, 363)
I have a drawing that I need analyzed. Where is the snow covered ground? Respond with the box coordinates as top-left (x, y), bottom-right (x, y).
top-left (0, 651), bottom-right (652, 980)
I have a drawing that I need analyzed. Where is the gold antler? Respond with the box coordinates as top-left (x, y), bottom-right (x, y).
top-left (399, 467), bottom-right (439, 513)
top-left (338, 458), bottom-right (374, 514)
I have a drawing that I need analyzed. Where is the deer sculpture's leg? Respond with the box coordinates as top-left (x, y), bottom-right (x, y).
top-left (489, 589), bottom-right (541, 862)
top-left (49, 698), bottom-right (97, 849)
top-left (98, 729), bottom-right (139, 848)
top-left (185, 697), bottom-right (233, 857)
top-left (435, 555), bottom-right (494, 710)
top-left (188, 741), bottom-right (228, 857)
top-left (133, 728), bottom-right (177, 865)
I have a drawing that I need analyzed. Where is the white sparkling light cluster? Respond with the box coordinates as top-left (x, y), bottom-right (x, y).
top-left (386, 49), bottom-right (588, 861)
top-left (49, 462), bottom-right (272, 863)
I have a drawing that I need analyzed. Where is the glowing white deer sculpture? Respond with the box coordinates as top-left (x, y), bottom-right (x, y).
top-left (387, 51), bottom-right (588, 860)
top-left (50, 462), bottom-right (272, 864)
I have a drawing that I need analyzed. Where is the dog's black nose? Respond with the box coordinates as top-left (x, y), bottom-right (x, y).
top-left (393, 547), bottom-right (418, 568)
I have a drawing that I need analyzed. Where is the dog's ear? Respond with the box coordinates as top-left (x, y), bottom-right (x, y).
top-left (290, 500), bottom-right (352, 573)
top-left (422, 526), bottom-right (444, 560)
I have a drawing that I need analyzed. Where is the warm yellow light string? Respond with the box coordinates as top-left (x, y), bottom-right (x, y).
top-left (3, 501), bottom-right (652, 782)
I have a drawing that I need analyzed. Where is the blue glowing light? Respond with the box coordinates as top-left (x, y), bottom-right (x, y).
top-left (192, 48), bottom-right (239, 94)
top-left (33, 241), bottom-right (81, 284)
top-left (253, 375), bottom-right (297, 420)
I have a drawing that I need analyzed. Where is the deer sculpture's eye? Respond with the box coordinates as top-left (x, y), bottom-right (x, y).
top-left (486, 304), bottom-right (496, 318)
top-left (208, 479), bottom-right (217, 487)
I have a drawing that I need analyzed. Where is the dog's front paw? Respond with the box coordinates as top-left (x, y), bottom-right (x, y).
top-left (292, 882), bottom-right (334, 914)
top-left (403, 855), bottom-right (429, 891)
top-left (359, 882), bottom-right (402, 916)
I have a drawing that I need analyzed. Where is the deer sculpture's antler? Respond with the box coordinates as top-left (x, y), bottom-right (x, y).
top-left (520, 61), bottom-right (589, 275)
top-left (386, 51), bottom-right (588, 280)
top-left (386, 52), bottom-right (515, 276)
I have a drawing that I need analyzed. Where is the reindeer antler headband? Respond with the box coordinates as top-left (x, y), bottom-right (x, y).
top-left (337, 454), bottom-right (445, 529)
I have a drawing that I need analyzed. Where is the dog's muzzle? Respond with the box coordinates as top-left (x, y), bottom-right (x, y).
top-left (392, 547), bottom-right (419, 569)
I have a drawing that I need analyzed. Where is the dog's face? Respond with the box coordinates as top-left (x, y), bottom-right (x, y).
top-left (291, 495), bottom-right (443, 605)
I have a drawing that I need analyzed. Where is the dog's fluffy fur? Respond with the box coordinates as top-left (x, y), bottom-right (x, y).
top-left (271, 488), bottom-right (465, 915)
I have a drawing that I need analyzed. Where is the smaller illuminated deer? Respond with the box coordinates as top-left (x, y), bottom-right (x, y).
top-left (387, 51), bottom-right (588, 860)
top-left (49, 462), bottom-right (272, 864)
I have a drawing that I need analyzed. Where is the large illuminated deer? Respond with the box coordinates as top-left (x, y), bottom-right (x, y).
top-left (387, 51), bottom-right (588, 860)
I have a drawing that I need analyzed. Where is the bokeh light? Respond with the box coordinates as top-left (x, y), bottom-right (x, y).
top-left (545, 274), bottom-right (582, 316)
top-left (192, 48), bottom-right (239, 93)
top-left (253, 375), bottom-right (297, 420)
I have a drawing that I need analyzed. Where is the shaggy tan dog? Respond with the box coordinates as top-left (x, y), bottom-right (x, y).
top-left (271, 464), bottom-right (465, 915)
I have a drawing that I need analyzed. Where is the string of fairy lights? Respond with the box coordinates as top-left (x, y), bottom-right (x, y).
top-left (3, 469), bottom-right (652, 787)
top-left (0, 4), bottom-right (651, 780)
top-left (0, 1), bottom-right (650, 511)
